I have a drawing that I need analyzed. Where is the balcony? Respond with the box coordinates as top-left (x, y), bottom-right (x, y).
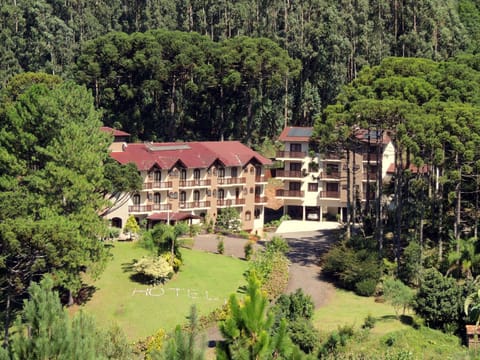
top-left (362, 153), bottom-right (380, 162)
top-left (362, 173), bottom-right (378, 181)
top-left (321, 171), bottom-right (341, 179)
top-left (276, 189), bottom-right (304, 198)
top-left (152, 204), bottom-right (171, 211)
top-left (178, 201), bottom-right (211, 209)
top-left (143, 181), bottom-right (173, 190)
top-left (275, 170), bottom-right (303, 178)
top-left (320, 191), bottom-right (340, 199)
top-left (179, 179), bottom-right (211, 187)
top-left (255, 176), bottom-right (268, 183)
top-left (254, 196), bottom-right (268, 203)
top-left (216, 198), bottom-right (246, 207)
top-left (129, 205), bottom-right (152, 213)
top-left (321, 153), bottom-right (342, 161)
top-left (276, 150), bottom-right (306, 159)
top-left (217, 177), bottom-right (246, 185)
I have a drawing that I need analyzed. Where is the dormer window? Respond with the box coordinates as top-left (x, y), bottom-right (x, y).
top-left (180, 169), bottom-right (187, 180)
top-left (218, 167), bottom-right (225, 178)
top-left (154, 170), bottom-right (161, 182)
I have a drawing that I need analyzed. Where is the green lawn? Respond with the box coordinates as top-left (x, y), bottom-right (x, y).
top-left (313, 288), bottom-right (410, 335)
top-left (80, 241), bottom-right (248, 341)
top-left (313, 288), bottom-right (469, 359)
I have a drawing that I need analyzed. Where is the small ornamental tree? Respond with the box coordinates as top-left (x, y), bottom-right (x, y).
top-left (133, 257), bottom-right (173, 285)
top-left (216, 207), bottom-right (242, 233)
top-left (382, 277), bottom-right (414, 316)
top-left (124, 215), bottom-right (140, 240)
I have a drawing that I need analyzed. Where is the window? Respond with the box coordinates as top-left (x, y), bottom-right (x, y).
top-left (255, 166), bottom-right (262, 177)
top-left (289, 182), bottom-right (301, 191)
top-left (231, 167), bottom-right (238, 178)
top-left (180, 191), bottom-right (186, 207)
top-left (193, 190), bottom-right (200, 202)
top-left (308, 183), bottom-right (318, 192)
top-left (133, 194), bottom-right (141, 205)
top-left (326, 183), bottom-right (339, 192)
top-left (255, 186), bottom-right (261, 195)
top-left (254, 208), bottom-right (261, 219)
top-left (153, 192), bottom-right (161, 203)
top-left (218, 167), bottom-right (225, 178)
top-left (194, 169), bottom-right (200, 180)
top-left (154, 170), bottom-right (161, 182)
top-left (290, 143), bottom-right (302, 152)
top-left (180, 169), bottom-right (187, 180)
top-left (290, 162), bottom-right (301, 171)
top-left (245, 211), bottom-right (251, 221)
top-left (218, 189), bottom-right (225, 200)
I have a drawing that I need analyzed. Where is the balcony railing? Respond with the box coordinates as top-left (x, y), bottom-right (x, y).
top-left (152, 204), bottom-right (171, 211)
top-left (254, 196), bottom-right (268, 203)
top-left (178, 201), bottom-right (210, 209)
top-left (362, 173), bottom-right (378, 180)
top-left (129, 205), bottom-right (152, 213)
top-left (276, 150), bottom-right (306, 159)
top-left (216, 198), bottom-right (246, 207)
top-left (276, 189), bottom-right (304, 198)
top-left (321, 171), bottom-right (341, 179)
top-left (275, 170), bottom-right (303, 178)
top-left (321, 153), bottom-right (342, 160)
top-left (217, 177), bottom-right (247, 185)
top-left (362, 153), bottom-right (380, 162)
top-left (143, 181), bottom-right (173, 190)
top-left (320, 191), bottom-right (340, 199)
top-left (255, 176), bottom-right (267, 183)
top-left (179, 179), bottom-right (211, 187)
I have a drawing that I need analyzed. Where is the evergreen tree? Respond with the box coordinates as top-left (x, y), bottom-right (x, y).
top-left (217, 271), bottom-right (298, 359)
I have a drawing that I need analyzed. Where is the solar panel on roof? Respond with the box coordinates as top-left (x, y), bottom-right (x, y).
top-left (288, 128), bottom-right (313, 137)
top-left (363, 130), bottom-right (381, 140)
top-left (147, 144), bottom-right (191, 151)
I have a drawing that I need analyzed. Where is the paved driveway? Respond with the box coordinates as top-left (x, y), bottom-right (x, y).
top-left (279, 229), bottom-right (338, 307)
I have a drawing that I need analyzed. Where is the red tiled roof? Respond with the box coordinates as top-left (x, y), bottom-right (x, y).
top-left (147, 212), bottom-right (201, 221)
top-left (278, 127), bottom-right (313, 142)
top-left (386, 163), bottom-right (431, 174)
top-left (110, 141), bottom-right (271, 171)
top-left (100, 126), bottom-right (130, 137)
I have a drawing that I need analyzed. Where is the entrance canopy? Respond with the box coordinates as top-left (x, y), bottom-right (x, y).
top-left (147, 212), bottom-right (201, 222)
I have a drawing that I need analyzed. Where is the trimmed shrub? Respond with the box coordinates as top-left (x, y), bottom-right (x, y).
top-left (217, 237), bottom-right (225, 254)
top-left (244, 241), bottom-right (255, 260)
top-left (355, 278), bottom-right (378, 297)
top-left (288, 318), bottom-right (319, 354)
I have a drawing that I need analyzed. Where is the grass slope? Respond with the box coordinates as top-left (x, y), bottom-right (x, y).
top-left (314, 288), bottom-right (469, 359)
top-left (81, 241), bottom-right (248, 340)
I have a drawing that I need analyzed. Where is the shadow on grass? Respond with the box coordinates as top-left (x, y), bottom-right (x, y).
top-left (121, 260), bottom-right (137, 273)
top-left (129, 272), bottom-right (155, 285)
top-left (61, 284), bottom-right (97, 305)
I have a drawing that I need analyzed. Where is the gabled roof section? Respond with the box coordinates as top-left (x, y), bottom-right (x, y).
top-left (100, 126), bottom-right (130, 137)
top-left (110, 141), bottom-right (271, 171)
top-left (278, 127), bottom-right (313, 142)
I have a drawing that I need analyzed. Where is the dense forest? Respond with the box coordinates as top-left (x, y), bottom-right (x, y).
top-left (2, 0), bottom-right (480, 143)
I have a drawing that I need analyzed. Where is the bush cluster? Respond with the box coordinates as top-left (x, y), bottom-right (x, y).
top-left (322, 235), bottom-right (382, 296)
top-left (273, 289), bottom-right (319, 354)
top-left (249, 236), bottom-right (290, 300)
